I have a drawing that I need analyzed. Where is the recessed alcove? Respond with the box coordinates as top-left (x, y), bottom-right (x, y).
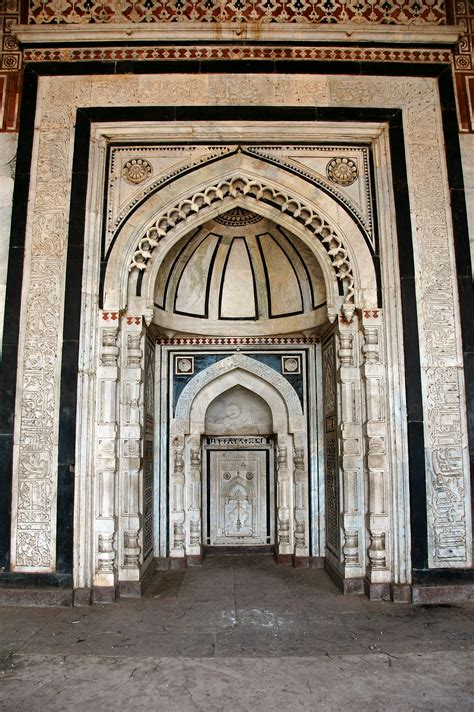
top-left (205, 385), bottom-right (273, 436)
top-left (153, 207), bottom-right (328, 337)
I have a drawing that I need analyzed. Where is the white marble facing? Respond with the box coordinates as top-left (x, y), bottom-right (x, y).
top-left (0, 133), bottom-right (17, 356)
top-left (7, 72), bottom-right (470, 587)
top-left (460, 134), bottom-right (474, 269)
top-left (205, 385), bottom-right (273, 436)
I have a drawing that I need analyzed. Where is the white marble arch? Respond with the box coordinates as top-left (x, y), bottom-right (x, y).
top-left (169, 354), bottom-right (309, 559)
top-left (103, 151), bottom-right (378, 323)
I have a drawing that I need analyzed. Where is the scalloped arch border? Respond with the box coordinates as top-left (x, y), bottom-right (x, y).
top-left (129, 174), bottom-right (356, 305)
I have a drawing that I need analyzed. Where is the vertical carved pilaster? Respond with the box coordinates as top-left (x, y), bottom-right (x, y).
top-left (276, 441), bottom-right (292, 555)
top-left (93, 311), bottom-right (120, 587)
top-left (170, 435), bottom-right (186, 557)
top-left (186, 436), bottom-right (202, 556)
top-left (337, 313), bottom-right (365, 579)
top-left (293, 444), bottom-right (309, 556)
top-left (143, 335), bottom-right (155, 562)
top-left (336, 312), bottom-right (365, 579)
top-left (118, 315), bottom-right (146, 582)
top-left (361, 309), bottom-right (391, 589)
top-left (322, 336), bottom-right (339, 567)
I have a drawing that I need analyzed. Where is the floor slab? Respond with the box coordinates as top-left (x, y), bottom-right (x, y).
top-left (0, 556), bottom-right (473, 710)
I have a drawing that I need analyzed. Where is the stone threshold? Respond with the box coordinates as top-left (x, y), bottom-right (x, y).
top-left (1, 572), bottom-right (473, 607)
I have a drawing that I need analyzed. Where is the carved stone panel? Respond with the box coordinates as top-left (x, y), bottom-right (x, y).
top-left (209, 450), bottom-right (268, 546)
top-left (323, 337), bottom-right (340, 559)
top-left (143, 335), bottom-right (155, 560)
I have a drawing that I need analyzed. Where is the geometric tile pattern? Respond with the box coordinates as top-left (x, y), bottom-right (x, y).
top-left (28, 0), bottom-right (447, 26)
top-left (447, 0), bottom-right (474, 132)
top-left (0, 0), bottom-right (27, 132)
top-left (23, 45), bottom-right (453, 66)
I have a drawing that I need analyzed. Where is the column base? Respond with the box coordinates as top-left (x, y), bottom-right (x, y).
top-left (92, 585), bottom-right (117, 604)
top-left (293, 556), bottom-right (310, 568)
top-left (364, 579), bottom-right (391, 601)
top-left (73, 588), bottom-right (92, 606)
top-left (186, 555), bottom-right (203, 566)
top-left (324, 558), bottom-right (365, 594)
top-left (275, 553), bottom-right (293, 565)
top-left (119, 561), bottom-right (157, 598)
top-left (391, 583), bottom-right (412, 603)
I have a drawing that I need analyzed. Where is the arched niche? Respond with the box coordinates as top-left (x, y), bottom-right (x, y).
top-left (103, 152), bottom-right (378, 323)
top-left (168, 355), bottom-right (308, 560)
top-left (205, 386), bottom-right (273, 436)
top-left (172, 353), bottom-right (304, 435)
top-left (151, 208), bottom-right (329, 336)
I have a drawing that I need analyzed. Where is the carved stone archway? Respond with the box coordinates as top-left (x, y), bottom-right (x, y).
top-left (78, 132), bottom-right (402, 602)
top-left (169, 354), bottom-right (309, 561)
top-left (103, 151), bottom-right (378, 324)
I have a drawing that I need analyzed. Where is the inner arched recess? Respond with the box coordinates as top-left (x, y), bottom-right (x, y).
top-left (152, 207), bottom-right (328, 337)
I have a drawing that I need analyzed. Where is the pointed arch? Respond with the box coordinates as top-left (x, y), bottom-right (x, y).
top-left (103, 152), bottom-right (378, 319)
top-left (172, 353), bottom-right (304, 436)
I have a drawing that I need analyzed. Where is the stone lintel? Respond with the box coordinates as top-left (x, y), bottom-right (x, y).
top-left (13, 23), bottom-right (462, 47)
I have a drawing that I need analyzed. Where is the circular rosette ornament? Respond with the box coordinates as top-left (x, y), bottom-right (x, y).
top-left (122, 158), bottom-right (153, 185)
top-left (326, 157), bottom-right (358, 187)
top-left (283, 357), bottom-right (298, 373)
top-left (176, 357), bottom-right (193, 374)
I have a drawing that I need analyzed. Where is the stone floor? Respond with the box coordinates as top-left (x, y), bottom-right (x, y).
top-left (0, 555), bottom-right (473, 711)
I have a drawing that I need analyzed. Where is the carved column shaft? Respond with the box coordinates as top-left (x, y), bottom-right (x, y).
top-left (118, 315), bottom-right (146, 582)
top-left (293, 438), bottom-right (309, 557)
top-left (336, 314), bottom-right (365, 579)
top-left (170, 435), bottom-right (186, 557)
top-left (143, 335), bottom-right (155, 564)
top-left (186, 434), bottom-right (202, 556)
top-left (276, 437), bottom-right (293, 555)
top-left (322, 336), bottom-right (339, 567)
top-left (361, 309), bottom-right (391, 585)
top-left (93, 311), bottom-right (120, 587)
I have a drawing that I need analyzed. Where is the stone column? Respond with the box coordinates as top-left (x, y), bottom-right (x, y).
top-left (336, 313), bottom-right (366, 591)
top-left (293, 437), bottom-right (309, 562)
top-left (322, 335), bottom-right (340, 572)
top-left (276, 435), bottom-right (293, 562)
top-left (169, 434), bottom-right (186, 562)
top-left (143, 335), bottom-right (155, 566)
top-left (117, 314), bottom-right (148, 594)
top-left (185, 433), bottom-right (202, 561)
top-left (92, 310), bottom-right (120, 600)
top-left (361, 308), bottom-right (392, 599)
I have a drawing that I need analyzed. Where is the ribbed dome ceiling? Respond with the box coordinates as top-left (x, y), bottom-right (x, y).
top-left (153, 208), bottom-right (327, 336)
